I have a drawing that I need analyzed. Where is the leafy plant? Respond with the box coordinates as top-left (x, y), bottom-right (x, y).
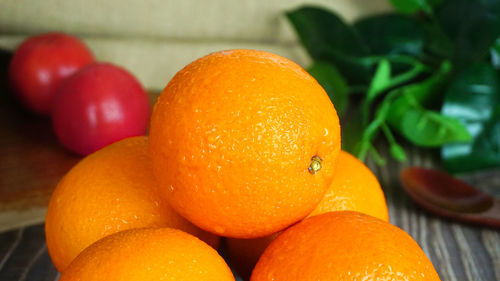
top-left (441, 64), bottom-right (500, 172)
top-left (286, 0), bottom-right (500, 173)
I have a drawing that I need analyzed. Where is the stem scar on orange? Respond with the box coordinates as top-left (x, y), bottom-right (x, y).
top-left (226, 150), bottom-right (389, 279)
top-left (149, 49), bottom-right (341, 238)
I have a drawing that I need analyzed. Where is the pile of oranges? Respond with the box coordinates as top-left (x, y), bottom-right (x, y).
top-left (45, 49), bottom-right (441, 280)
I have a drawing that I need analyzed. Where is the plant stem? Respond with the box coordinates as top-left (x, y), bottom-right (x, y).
top-left (358, 117), bottom-right (384, 161)
top-left (381, 122), bottom-right (397, 145)
top-left (368, 144), bottom-right (386, 166)
top-left (362, 60), bottom-right (429, 126)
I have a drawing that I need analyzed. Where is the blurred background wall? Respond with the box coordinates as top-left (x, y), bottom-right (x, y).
top-left (0, 0), bottom-right (390, 90)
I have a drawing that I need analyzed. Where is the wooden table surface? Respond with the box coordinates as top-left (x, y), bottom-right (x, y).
top-left (0, 50), bottom-right (499, 281)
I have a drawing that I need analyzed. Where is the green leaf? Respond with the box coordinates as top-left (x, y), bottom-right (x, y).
top-left (367, 59), bottom-right (391, 102)
top-left (491, 38), bottom-right (500, 69)
top-left (441, 63), bottom-right (500, 173)
top-left (363, 58), bottom-right (431, 124)
top-left (354, 14), bottom-right (426, 58)
top-left (386, 61), bottom-right (463, 147)
top-left (386, 61), bottom-right (451, 124)
top-left (362, 59), bottom-right (391, 125)
top-left (423, 21), bottom-right (454, 60)
top-left (389, 0), bottom-right (428, 14)
top-left (307, 62), bottom-right (349, 116)
top-left (436, 0), bottom-right (500, 70)
top-left (286, 6), bottom-right (368, 59)
top-left (428, 0), bottom-right (443, 6)
top-left (390, 143), bottom-right (408, 162)
top-left (470, 109), bottom-right (500, 163)
top-left (443, 109), bottom-right (500, 173)
top-left (389, 0), bottom-right (442, 14)
top-left (400, 109), bottom-right (471, 147)
top-left (286, 6), bottom-right (373, 84)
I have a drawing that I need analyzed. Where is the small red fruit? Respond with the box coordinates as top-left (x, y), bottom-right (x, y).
top-left (52, 63), bottom-right (150, 155)
top-left (8, 32), bottom-right (94, 115)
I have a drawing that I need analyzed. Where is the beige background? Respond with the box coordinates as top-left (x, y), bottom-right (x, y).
top-left (0, 0), bottom-right (391, 90)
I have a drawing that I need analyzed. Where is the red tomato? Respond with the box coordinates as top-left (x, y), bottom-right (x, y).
top-left (8, 32), bottom-right (94, 115)
top-left (52, 63), bottom-right (150, 155)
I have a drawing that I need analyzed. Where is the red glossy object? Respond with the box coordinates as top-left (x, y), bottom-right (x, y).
top-left (8, 32), bottom-right (94, 115)
top-left (52, 63), bottom-right (150, 155)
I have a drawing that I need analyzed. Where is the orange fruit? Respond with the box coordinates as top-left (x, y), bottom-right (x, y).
top-left (149, 49), bottom-right (341, 238)
top-left (251, 211), bottom-right (441, 281)
top-left (309, 150), bottom-right (389, 220)
top-left (45, 136), bottom-right (218, 272)
top-left (226, 150), bottom-right (389, 279)
top-left (59, 227), bottom-right (235, 281)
